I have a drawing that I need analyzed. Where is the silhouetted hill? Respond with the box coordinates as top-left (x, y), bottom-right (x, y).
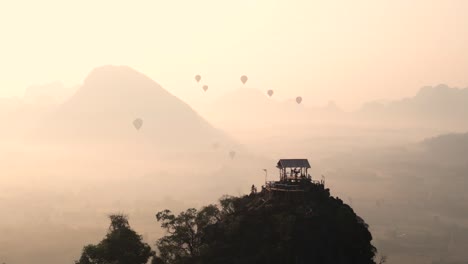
top-left (156, 181), bottom-right (378, 264)
top-left (204, 88), bottom-right (298, 127)
top-left (204, 183), bottom-right (376, 264)
top-left (39, 65), bottom-right (231, 150)
top-left (359, 84), bottom-right (468, 129)
top-left (23, 81), bottom-right (75, 105)
top-left (422, 132), bottom-right (468, 153)
top-left (419, 132), bottom-right (468, 164)
top-left (0, 96), bottom-right (56, 139)
top-left (205, 88), bottom-right (345, 123)
top-left (201, 87), bottom-right (346, 145)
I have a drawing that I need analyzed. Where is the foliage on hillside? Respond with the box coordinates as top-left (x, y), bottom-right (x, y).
top-left (155, 181), bottom-right (378, 264)
top-left (75, 214), bottom-right (155, 264)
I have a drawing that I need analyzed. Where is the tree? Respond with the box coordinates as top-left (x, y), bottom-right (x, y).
top-left (155, 205), bottom-right (220, 264)
top-left (76, 214), bottom-right (154, 264)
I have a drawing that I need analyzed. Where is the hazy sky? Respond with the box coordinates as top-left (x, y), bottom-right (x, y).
top-left (1, 0), bottom-right (468, 109)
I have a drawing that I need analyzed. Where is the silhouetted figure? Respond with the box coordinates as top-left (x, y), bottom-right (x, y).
top-left (251, 184), bottom-right (257, 194)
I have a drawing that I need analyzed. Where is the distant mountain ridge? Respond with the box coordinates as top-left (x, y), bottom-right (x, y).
top-left (420, 132), bottom-right (468, 163)
top-left (204, 83), bottom-right (468, 129)
top-left (202, 87), bottom-right (345, 129)
top-left (38, 65), bottom-right (232, 150)
top-left (359, 84), bottom-right (468, 123)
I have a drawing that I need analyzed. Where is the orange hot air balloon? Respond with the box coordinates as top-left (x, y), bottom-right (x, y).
top-left (240, 75), bottom-right (248, 85)
top-left (133, 118), bottom-right (143, 130)
top-left (195, 75), bottom-right (201, 83)
top-left (296, 96), bottom-right (302, 104)
top-left (267, 90), bottom-right (274, 97)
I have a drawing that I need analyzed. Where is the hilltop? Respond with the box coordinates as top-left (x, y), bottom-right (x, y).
top-left (155, 179), bottom-right (378, 264)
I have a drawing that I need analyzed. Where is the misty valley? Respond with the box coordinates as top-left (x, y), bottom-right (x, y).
top-left (0, 66), bottom-right (467, 264)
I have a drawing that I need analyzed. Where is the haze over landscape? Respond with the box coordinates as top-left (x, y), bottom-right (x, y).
top-left (1, 1), bottom-right (468, 264)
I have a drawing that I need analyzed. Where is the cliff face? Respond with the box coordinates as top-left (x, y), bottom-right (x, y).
top-left (199, 182), bottom-right (377, 264)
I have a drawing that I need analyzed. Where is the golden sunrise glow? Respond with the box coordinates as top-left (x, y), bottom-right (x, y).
top-left (1, 0), bottom-right (468, 108)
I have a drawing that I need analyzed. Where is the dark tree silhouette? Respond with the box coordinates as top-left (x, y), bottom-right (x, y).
top-left (155, 183), bottom-right (378, 264)
top-left (75, 214), bottom-right (154, 264)
top-left (155, 205), bottom-right (221, 264)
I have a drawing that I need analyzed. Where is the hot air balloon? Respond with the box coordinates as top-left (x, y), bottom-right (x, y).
top-left (229, 151), bottom-right (236, 159)
top-left (133, 118), bottom-right (143, 130)
top-left (240, 75), bottom-right (248, 85)
top-left (195, 75), bottom-right (201, 83)
top-left (267, 89), bottom-right (274, 97)
top-left (212, 142), bottom-right (220, 149)
top-left (202, 85), bottom-right (208, 92)
top-left (296, 96), bottom-right (302, 104)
